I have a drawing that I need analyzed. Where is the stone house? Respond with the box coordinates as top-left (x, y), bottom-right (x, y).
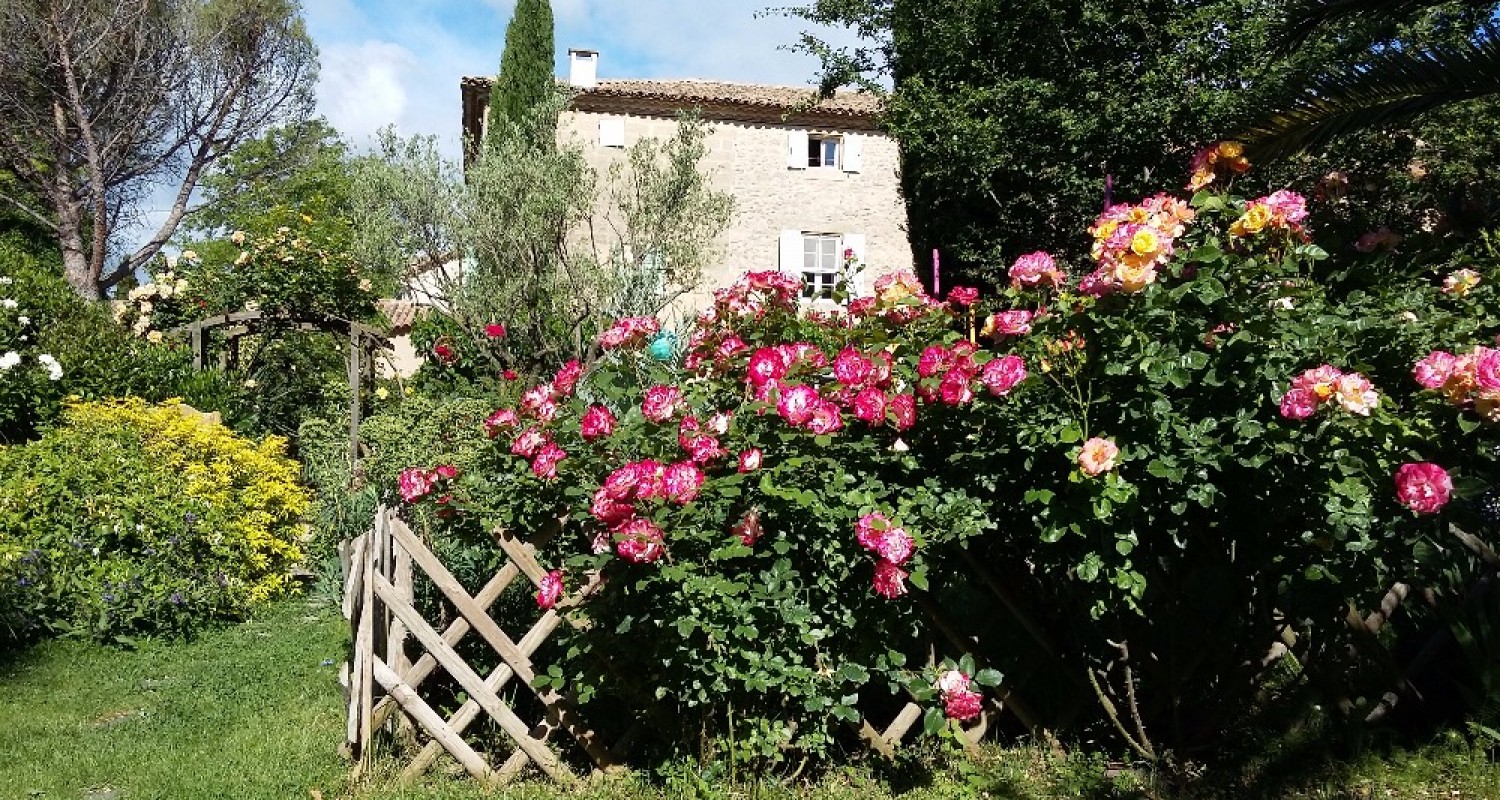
top-left (459, 49), bottom-right (914, 314)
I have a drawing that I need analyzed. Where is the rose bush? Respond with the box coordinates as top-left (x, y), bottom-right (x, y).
top-left (403, 152), bottom-right (1500, 764)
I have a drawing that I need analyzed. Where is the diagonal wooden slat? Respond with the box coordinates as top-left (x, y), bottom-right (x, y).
top-left (372, 570), bottom-right (575, 783)
top-left (372, 656), bottom-right (493, 782)
top-left (389, 521), bottom-right (549, 694)
top-left (401, 569), bottom-right (617, 779)
top-left (370, 562), bottom-right (520, 730)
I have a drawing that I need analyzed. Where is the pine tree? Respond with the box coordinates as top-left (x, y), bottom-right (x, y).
top-left (486, 0), bottom-right (556, 146)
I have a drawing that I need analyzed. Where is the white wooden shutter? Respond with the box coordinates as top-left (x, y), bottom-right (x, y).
top-left (786, 130), bottom-right (808, 170)
top-left (599, 118), bottom-right (625, 148)
top-left (841, 134), bottom-right (863, 173)
top-left (778, 230), bottom-right (803, 275)
top-left (841, 233), bottom-right (869, 293)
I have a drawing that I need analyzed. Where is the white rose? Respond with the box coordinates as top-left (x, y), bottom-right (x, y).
top-left (36, 354), bottom-right (62, 381)
top-left (0, 298), bottom-right (16, 310)
top-left (0, 351), bottom-right (20, 370)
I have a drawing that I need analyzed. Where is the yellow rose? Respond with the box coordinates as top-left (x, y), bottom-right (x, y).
top-left (1231, 204), bottom-right (1272, 236)
top-left (1129, 228), bottom-right (1160, 257)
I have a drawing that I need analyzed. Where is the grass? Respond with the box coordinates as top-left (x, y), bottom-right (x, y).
top-left (0, 595), bottom-right (1496, 799)
top-left (0, 597), bottom-right (350, 799)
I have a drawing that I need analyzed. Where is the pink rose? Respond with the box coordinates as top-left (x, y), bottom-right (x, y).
top-left (551, 360), bottom-right (584, 396)
top-left (855, 512), bottom-right (891, 551)
top-left (874, 526), bottom-right (914, 565)
top-left (947, 286), bottom-right (979, 307)
top-left (580, 405), bottom-right (617, 441)
top-left (853, 387), bottom-right (888, 424)
top-left (662, 461), bottom-right (704, 505)
top-left (398, 467), bottom-right (436, 503)
top-left (531, 442), bottom-right (567, 480)
top-left (979, 355), bottom-right (1027, 397)
top-left (484, 323), bottom-right (507, 339)
top-left (483, 408), bottom-right (519, 438)
top-left (872, 559), bottom-right (909, 599)
top-left (936, 669), bottom-right (970, 696)
top-left (434, 464), bottom-right (458, 480)
top-left (738, 448), bottom-right (763, 473)
top-left (1291, 365), bottom-right (1342, 400)
top-left (989, 310), bottom-right (1034, 337)
top-left (944, 689), bottom-right (984, 721)
top-left (807, 401), bottom-right (844, 435)
top-left (597, 316), bottom-right (660, 350)
top-left (778, 384), bottom-right (820, 427)
top-left (1279, 388), bottom-right (1319, 420)
top-left (1077, 437), bottom-right (1119, 477)
top-left (1079, 266), bottom-right (1114, 297)
top-left (615, 518), bottom-right (666, 564)
top-left (1009, 251), bottom-right (1064, 289)
top-left (918, 345), bottom-right (952, 378)
top-left (536, 570), bottom-right (564, 609)
top-left (1475, 347), bottom-right (1500, 394)
top-left (590, 488), bottom-right (635, 529)
top-left (1413, 351), bottom-right (1458, 390)
top-left (834, 348), bottom-right (874, 387)
top-left (642, 385), bottom-right (684, 423)
top-left (938, 371), bottom-right (975, 406)
top-left (747, 348), bottom-right (789, 387)
top-left (890, 394), bottom-right (917, 431)
top-left (708, 412), bottom-right (733, 435)
top-left (510, 427), bottom-right (547, 458)
top-left (1394, 462), bottom-right (1452, 515)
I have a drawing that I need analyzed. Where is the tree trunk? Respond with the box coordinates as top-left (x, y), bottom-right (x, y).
top-left (55, 202), bottom-right (98, 300)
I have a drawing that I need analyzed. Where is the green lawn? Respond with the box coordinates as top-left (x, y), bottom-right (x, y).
top-left (1, 596), bottom-right (1495, 800)
top-left (0, 598), bottom-right (350, 799)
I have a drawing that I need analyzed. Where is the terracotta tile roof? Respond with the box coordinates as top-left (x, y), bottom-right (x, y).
top-left (377, 299), bottom-right (419, 334)
top-left (460, 76), bottom-right (881, 117)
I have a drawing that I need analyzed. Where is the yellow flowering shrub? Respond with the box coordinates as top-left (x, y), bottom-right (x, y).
top-left (0, 398), bottom-right (310, 642)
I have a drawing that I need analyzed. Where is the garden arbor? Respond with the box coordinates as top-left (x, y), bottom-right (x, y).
top-left (171, 309), bottom-right (391, 463)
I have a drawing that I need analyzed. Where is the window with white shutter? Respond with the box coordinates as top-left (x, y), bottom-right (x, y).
top-left (841, 135), bottom-right (863, 173)
top-left (599, 118), bottom-right (625, 148)
top-left (786, 130), bottom-right (809, 170)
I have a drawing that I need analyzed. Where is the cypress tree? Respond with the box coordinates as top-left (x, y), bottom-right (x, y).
top-left (486, 0), bottom-right (556, 144)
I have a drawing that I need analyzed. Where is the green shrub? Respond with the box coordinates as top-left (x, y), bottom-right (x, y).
top-left (0, 398), bottom-right (311, 644)
top-left (0, 257), bottom-right (236, 443)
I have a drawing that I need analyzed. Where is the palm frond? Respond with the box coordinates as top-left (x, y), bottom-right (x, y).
top-left (1273, 0), bottom-right (1487, 52)
top-left (1243, 24), bottom-right (1500, 160)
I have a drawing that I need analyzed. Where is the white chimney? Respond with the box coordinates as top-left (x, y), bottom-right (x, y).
top-left (568, 48), bottom-right (599, 89)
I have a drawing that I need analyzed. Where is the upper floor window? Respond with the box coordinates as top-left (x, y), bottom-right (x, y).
top-left (808, 135), bottom-right (840, 168)
top-left (787, 131), bottom-right (863, 173)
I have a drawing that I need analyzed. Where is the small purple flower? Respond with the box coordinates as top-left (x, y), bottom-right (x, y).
top-left (169, 592), bottom-right (184, 606)
top-left (183, 512), bottom-right (197, 524)
top-left (102, 592), bottom-right (116, 604)
top-left (18, 577), bottom-right (30, 587)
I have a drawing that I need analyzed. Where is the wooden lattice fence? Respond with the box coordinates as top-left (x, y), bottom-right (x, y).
top-left (339, 507), bottom-right (1045, 782)
top-left (341, 508), bottom-right (625, 784)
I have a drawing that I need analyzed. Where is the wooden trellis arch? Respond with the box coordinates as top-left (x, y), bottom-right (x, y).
top-left (171, 310), bottom-right (391, 463)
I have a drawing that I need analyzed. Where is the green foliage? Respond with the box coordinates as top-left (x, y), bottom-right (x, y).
top-left (0, 399), bottom-right (311, 644)
top-left (487, 0), bottom-right (557, 144)
top-left (413, 176), bottom-right (1500, 767)
top-left (0, 255), bottom-right (235, 443)
top-left (351, 96), bottom-right (732, 380)
top-left (785, 0), bottom-right (1500, 289)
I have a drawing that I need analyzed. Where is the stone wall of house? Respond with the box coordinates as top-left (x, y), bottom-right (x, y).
top-left (556, 109), bottom-right (913, 322)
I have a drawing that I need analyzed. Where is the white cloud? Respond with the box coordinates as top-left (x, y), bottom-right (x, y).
top-left (318, 40), bottom-right (417, 145)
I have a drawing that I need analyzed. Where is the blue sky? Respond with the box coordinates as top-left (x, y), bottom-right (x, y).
top-left (305, 0), bottom-right (856, 158)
